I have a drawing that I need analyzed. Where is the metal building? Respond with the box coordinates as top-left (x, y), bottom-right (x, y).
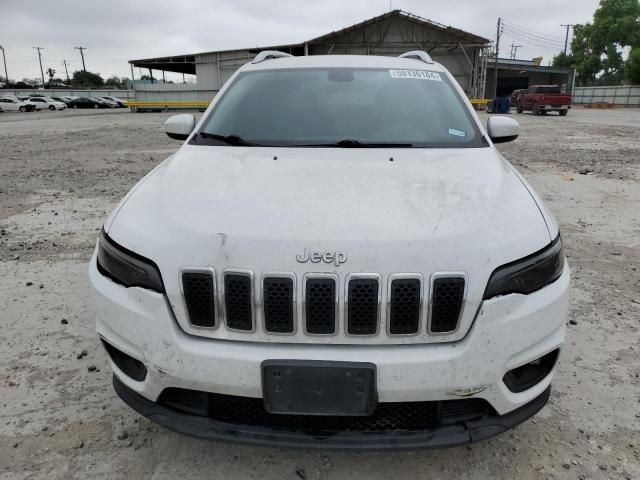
top-left (486, 58), bottom-right (575, 98)
top-left (128, 10), bottom-right (491, 106)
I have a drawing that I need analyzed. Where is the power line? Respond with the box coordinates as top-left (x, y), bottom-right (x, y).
top-left (501, 29), bottom-right (564, 50)
top-left (501, 26), bottom-right (564, 48)
top-left (501, 19), bottom-right (565, 43)
top-left (33, 46), bottom-right (45, 87)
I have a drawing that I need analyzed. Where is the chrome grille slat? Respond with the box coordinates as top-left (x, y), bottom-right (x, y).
top-left (304, 276), bottom-right (338, 335)
top-left (345, 275), bottom-right (380, 335)
top-left (223, 271), bottom-right (254, 331)
top-left (182, 270), bottom-right (216, 328)
top-left (388, 277), bottom-right (421, 335)
top-left (263, 275), bottom-right (295, 333)
top-left (429, 274), bottom-right (466, 334)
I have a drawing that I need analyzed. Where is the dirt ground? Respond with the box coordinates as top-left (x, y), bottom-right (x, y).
top-left (0, 107), bottom-right (639, 480)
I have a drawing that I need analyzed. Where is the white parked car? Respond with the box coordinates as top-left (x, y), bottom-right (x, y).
top-left (90, 51), bottom-right (569, 450)
top-left (0, 96), bottom-right (35, 112)
top-left (29, 96), bottom-right (67, 111)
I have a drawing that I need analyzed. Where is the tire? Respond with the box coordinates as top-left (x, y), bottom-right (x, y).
top-left (49, 105), bottom-right (55, 111)
top-left (73, 105), bottom-right (78, 109)
top-left (19, 106), bottom-right (26, 112)
top-left (516, 104), bottom-right (523, 114)
top-left (93, 104), bottom-right (98, 109)
top-left (533, 105), bottom-right (541, 116)
top-left (559, 110), bottom-right (568, 116)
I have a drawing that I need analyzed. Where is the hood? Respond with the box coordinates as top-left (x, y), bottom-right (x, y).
top-left (107, 145), bottom-right (551, 343)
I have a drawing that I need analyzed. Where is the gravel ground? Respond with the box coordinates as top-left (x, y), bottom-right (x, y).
top-left (0, 107), bottom-right (639, 479)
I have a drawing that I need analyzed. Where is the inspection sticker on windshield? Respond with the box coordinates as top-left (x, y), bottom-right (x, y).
top-left (389, 69), bottom-right (442, 81)
top-left (448, 128), bottom-right (466, 138)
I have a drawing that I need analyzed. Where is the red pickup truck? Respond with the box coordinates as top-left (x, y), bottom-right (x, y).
top-left (516, 85), bottom-right (572, 116)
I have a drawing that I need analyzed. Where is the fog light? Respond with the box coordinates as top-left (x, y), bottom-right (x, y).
top-left (101, 340), bottom-right (147, 381)
top-left (503, 349), bottom-right (559, 393)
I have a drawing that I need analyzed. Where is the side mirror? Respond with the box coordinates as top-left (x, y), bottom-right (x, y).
top-left (487, 116), bottom-right (520, 144)
top-left (164, 114), bottom-right (196, 141)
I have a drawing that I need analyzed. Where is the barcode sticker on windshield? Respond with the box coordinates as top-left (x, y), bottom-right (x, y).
top-left (389, 70), bottom-right (442, 81)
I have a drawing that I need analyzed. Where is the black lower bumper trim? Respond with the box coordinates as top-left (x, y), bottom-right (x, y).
top-left (113, 375), bottom-right (550, 451)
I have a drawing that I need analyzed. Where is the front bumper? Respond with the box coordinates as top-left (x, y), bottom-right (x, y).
top-left (90, 252), bottom-right (569, 445)
top-left (114, 373), bottom-right (551, 450)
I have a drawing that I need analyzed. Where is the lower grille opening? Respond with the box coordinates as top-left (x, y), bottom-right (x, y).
top-left (101, 340), bottom-right (147, 381)
top-left (157, 387), bottom-right (495, 434)
top-left (503, 349), bottom-right (559, 393)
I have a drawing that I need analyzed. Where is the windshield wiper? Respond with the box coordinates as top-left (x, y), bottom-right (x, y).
top-left (299, 139), bottom-right (415, 148)
top-left (197, 132), bottom-right (260, 146)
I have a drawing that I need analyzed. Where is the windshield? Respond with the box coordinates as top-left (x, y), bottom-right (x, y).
top-left (196, 68), bottom-right (485, 148)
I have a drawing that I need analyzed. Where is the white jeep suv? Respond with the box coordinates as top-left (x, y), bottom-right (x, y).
top-left (90, 51), bottom-right (569, 450)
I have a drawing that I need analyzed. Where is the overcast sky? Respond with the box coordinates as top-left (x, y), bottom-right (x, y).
top-left (1, 0), bottom-right (600, 83)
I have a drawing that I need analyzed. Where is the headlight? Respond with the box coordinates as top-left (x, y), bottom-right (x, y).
top-left (483, 234), bottom-right (564, 299)
top-left (97, 230), bottom-right (164, 293)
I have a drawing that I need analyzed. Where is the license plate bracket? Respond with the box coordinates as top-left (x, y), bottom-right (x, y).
top-left (262, 360), bottom-right (377, 416)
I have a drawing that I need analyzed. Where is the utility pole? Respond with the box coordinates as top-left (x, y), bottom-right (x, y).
top-left (561, 24), bottom-right (573, 55)
top-left (62, 60), bottom-right (70, 84)
top-left (0, 45), bottom-right (8, 84)
top-left (33, 46), bottom-right (45, 87)
top-left (510, 43), bottom-right (522, 60)
top-left (494, 17), bottom-right (501, 98)
top-left (75, 46), bottom-right (87, 72)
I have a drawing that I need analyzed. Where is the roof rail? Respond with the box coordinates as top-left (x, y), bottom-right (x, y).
top-left (252, 50), bottom-right (293, 64)
top-left (398, 51), bottom-right (434, 64)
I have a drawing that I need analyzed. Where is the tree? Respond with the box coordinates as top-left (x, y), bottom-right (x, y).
top-left (104, 75), bottom-right (130, 89)
top-left (72, 70), bottom-right (104, 87)
top-left (46, 68), bottom-right (56, 84)
top-left (552, 52), bottom-right (572, 68)
top-left (569, 0), bottom-right (640, 85)
top-left (626, 47), bottom-right (640, 84)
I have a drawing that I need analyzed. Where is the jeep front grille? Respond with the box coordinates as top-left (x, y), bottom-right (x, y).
top-left (180, 271), bottom-right (467, 341)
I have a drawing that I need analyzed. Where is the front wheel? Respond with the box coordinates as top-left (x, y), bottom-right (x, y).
top-left (533, 105), bottom-right (541, 116)
top-left (516, 104), bottom-right (523, 113)
top-left (19, 106), bottom-right (26, 112)
top-left (73, 105), bottom-right (78, 109)
top-left (49, 105), bottom-right (55, 111)
top-left (559, 110), bottom-right (568, 116)
top-left (93, 104), bottom-right (99, 109)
